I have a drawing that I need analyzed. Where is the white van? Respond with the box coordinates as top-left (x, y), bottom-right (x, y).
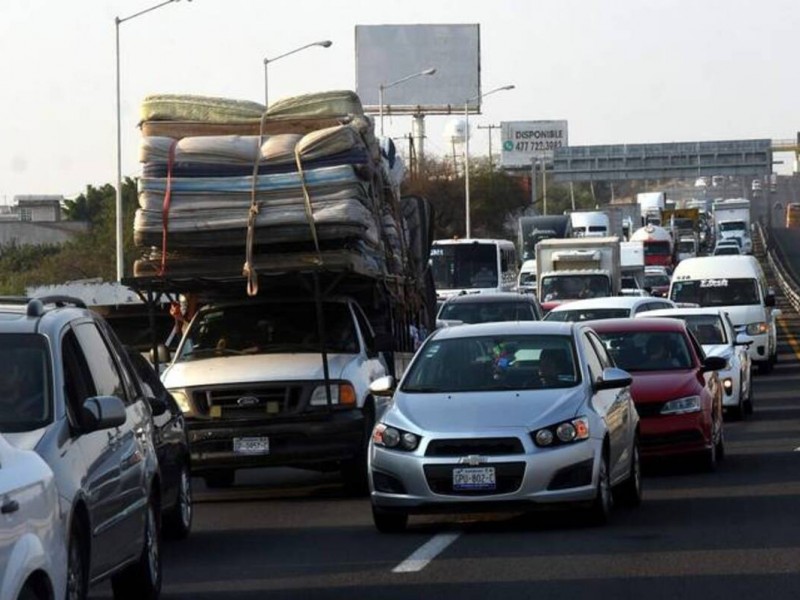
top-left (570, 211), bottom-right (610, 238)
top-left (668, 256), bottom-right (780, 373)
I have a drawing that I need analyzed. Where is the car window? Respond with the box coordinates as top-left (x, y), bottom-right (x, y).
top-left (62, 329), bottom-right (98, 428)
top-left (352, 304), bottom-right (374, 354)
top-left (72, 323), bottom-right (127, 402)
top-left (587, 331), bottom-right (614, 369)
top-left (580, 333), bottom-right (604, 383)
top-left (0, 334), bottom-right (53, 433)
top-left (401, 334), bottom-right (579, 393)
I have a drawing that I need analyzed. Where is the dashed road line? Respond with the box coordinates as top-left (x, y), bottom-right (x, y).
top-left (392, 532), bottom-right (461, 573)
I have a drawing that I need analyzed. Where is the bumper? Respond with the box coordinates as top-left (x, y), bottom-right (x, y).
top-left (186, 410), bottom-right (365, 475)
top-left (369, 438), bottom-right (602, 513)
top-left (639, 413), bottom-right (710, 458)
top-left (745, 332), bottom-right (771, 364)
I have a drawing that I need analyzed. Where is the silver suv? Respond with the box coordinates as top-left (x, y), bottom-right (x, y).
top-left (0, 296), bottom-right (162, 600)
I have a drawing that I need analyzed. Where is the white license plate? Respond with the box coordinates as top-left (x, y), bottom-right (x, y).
top-left (453, 467), bottom-right (496, 490)
top-left (233, 437), bottom-right (270, 455)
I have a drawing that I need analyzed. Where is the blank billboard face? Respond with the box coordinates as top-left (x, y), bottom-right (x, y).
top-left (356, 24), bottom-right (481, 114)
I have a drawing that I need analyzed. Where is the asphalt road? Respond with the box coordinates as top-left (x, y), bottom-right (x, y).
top-left (89, 240), bottom-right (800, 600)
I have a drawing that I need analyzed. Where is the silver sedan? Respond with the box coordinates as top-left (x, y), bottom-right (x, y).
top-left (368, 321), bottom-right (641, 532)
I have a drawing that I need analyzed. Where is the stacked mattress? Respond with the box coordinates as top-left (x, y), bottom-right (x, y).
top-left (132, 90), bottom-right (420, 290)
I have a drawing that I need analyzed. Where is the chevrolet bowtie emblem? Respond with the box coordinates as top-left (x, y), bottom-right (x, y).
top-left (459, 455), bottom-right (485, 466)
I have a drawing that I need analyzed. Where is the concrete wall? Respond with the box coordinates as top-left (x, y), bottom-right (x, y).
top-left (0, 221), bottom-right (88, 246)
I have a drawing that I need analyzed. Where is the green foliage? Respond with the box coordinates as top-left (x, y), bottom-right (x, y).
top-left (0, 178), bottom-right (138, 294)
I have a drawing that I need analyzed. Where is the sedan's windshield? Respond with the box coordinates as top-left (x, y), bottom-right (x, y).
top-left (670, 278), bottom-right (759, 307)
top-left (595, 330), bottom-right (693, 372)
top-left (177, 302), bottom-right (358, 360)
top-left (0, 334), bottom-right (53, 433)
top-left (438, 302), bottom-right (537, 324)
top-left (545, 308), bottom-right (630, 322)
top-left (402, 335), bottom-right (580, 393)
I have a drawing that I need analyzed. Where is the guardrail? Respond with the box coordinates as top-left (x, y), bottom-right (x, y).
top-left (756, 222), bottom-right (800, 313)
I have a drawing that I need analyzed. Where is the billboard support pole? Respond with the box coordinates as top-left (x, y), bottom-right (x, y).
top-left (530, 158), bottom-right (538, 216)
top-left (543, 162), bottom-right (548, 216)
top-left (412, 113), bottom-right (425, 169)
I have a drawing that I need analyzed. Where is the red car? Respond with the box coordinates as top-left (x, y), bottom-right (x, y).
top-left (588, 318), bottom-right (726, 470)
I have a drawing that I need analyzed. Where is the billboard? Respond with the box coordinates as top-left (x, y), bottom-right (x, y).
top-left (501, 120), bottom-right (568, 168)
top-left (355, 24), bottom-right (481, 115)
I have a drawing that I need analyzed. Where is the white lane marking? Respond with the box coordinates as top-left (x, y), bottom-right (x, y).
top-left (392, 532), bottom-right (461, 573)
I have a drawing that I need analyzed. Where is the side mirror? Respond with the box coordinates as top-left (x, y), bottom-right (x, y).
top-left (702, 355), bottom-right (727, 372)
top-left (764, 294), bottom-right (776, 308)
top-left (80, 396), bottom-right (126, 432)
top-left (369, 375), bottom-right (396, 398)
top-left (150, 344), bottom-right (171, 366)
top-left (594, 367), bottom-right (633, 391)
top-left (148, 395), bottom-right (168, 417)
top-left (735, 333), bottom-right (754, 347)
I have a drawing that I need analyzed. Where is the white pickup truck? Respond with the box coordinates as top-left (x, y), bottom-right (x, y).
top-left (161, 296), bottom-right (394, 492)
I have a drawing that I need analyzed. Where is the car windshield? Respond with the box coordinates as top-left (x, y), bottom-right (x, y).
top-left (719, 221), bottom-right (746, 233)
top-left (540, 274), bottom-right (611, 302)
top-left (0, 334), bottom-right (53, 433)
top-left (670, 278), bottom-right (759, 307)
top-left (545, 308), bottom-right (630, 322)
top-left (677, 241), bottom-right (695, 253)
top-left (402, 334), bottom-right (580, 393)
top-left (714, 246), bottom-right (740, 255)
top-left (430, 244), bottom-right (498, 290)
top-left (176, 302), bottom-right (358, 360)
top-left (644, 274), bottom-right (670, 288)
top-left (439, 301), bottom-right (536, 324)
top-left (596, 330), bottom-right (694, 372)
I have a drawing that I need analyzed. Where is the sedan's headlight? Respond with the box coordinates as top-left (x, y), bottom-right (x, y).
top-left (660, 395), bottom-right (701, 415)
top-left (171, 389), bottom-right (192, 413)
top-left (372, 423), bottom-right (420, 451)
top-left (746, 322), bottom-right (769, 336)
top-left (533, 417), bottom-right (590, 447)
top-left (309, 382), bottom-right (357, 407)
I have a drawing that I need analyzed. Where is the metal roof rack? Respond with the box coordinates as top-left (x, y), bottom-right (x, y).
top-left (0, 295), bottom-right (88, 318)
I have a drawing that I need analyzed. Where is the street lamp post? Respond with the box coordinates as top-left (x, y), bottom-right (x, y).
top-left (115, 0), bottom-right (190, 282)
top-left (378, 68), bottom-right (436, 137)
top-left (263, 40), bottom-right (332, 107)
top-left (464, 84), bottom-right (515, 238)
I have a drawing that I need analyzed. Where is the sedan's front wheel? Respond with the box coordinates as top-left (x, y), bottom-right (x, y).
top-left (586, 453), bottom-right (613, 525)
top-left (613, 441), bottom-right (641, 507)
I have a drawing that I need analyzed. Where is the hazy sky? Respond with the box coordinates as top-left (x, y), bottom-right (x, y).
top-left (1, 0), bottom-right (797, 203)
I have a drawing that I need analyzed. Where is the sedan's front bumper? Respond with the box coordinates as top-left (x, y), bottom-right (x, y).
top-left (639, 412), bottom-right (711, 458)
top-left (369, 437), bottom-right (602, 513)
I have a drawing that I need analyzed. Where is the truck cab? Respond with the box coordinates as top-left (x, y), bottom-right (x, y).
top-left (161, 296), bottom-right (391, 491)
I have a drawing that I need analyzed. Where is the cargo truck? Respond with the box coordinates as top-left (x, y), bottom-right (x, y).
top-left (636, 192), bottom-right (667, 226)
top-left (535, 236), bottom-right (621, 313)
top-left (713, 198), bottom-right (752, 253)
top-left (125, 90), bottom-right (435, 493)
top-left (619, 241), bottom-right (646, 296)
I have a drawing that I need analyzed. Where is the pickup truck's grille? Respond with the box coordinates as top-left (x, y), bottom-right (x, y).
top-left (191, 385), bottom-right (305, 418)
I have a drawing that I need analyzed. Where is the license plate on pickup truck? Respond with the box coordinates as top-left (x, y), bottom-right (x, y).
top-left (453, 467), bottom-right (496, 490)
top-left (233, 437), bottom-right (270, 455)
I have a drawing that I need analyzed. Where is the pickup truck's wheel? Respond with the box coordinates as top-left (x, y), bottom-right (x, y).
top-left (341, 402), bottom-right (374, 496)
top-left (164, 463), bottom-right (193, 540)
top-left (111, 494), bottom-right (162, 600)
top-left (204, 470), bottom-right (235, 489)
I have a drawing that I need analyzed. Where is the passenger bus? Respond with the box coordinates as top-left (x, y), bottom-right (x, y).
top-left (430, 239), bottom-right (518, 300)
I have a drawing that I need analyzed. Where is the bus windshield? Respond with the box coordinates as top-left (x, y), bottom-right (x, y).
top-left (431, 244), bottom-right (498, 290)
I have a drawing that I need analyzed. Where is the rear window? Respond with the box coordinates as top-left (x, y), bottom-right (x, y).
top-left (545, 308), bottom-right (630, 322)
top-left (439, 301), bottom-right (537, 324)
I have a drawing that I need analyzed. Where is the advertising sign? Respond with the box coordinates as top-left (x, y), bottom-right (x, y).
top-left (501, 120), bottom-right (568, 168)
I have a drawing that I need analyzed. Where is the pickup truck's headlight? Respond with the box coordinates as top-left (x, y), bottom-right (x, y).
top-left (746, 322), bottom-right (768, 336)
top-left (661, 395), bottom-right (701, 415)
top-left (310, 383), bottom-right (356, 407)
top-left (533, 417), bottom-right (590, 447)
top-left (372, 423), bottom-right (420, 451)
top-left (171, 390), bottom-right (192, 413)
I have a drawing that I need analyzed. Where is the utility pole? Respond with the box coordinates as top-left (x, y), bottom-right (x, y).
top-left (478, 123), bottom-right (501, 200)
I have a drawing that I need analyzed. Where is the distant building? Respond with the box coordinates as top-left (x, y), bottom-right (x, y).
top-left (0, 195), bottom-right (87, 246)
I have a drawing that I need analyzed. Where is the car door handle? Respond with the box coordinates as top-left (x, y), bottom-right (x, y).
top-left (1, 499), bottom-right (20, 514)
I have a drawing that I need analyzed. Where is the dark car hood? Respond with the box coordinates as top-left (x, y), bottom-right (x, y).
top-left (630, 371), bottom-right (699, 404)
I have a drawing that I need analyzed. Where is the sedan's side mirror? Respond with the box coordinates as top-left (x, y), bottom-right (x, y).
top-left (735, 333), bottom-right (754, 347)
top-left (80, 396), bottom-right (127, 432)
top-left (148, 395), bottom-right (168, 417)
top-left (702, 355), bottom-right (727, 372)
top-left (772, 308), bottom-right (782, 318)
top-left (150, 344), bottom-right (171, 366)
top-left (765, 294), bottom-right (776, 308)
top-left (369, 375), bottom-right (396, 398)
top-left (594, 367), bottom-right (633, 391)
